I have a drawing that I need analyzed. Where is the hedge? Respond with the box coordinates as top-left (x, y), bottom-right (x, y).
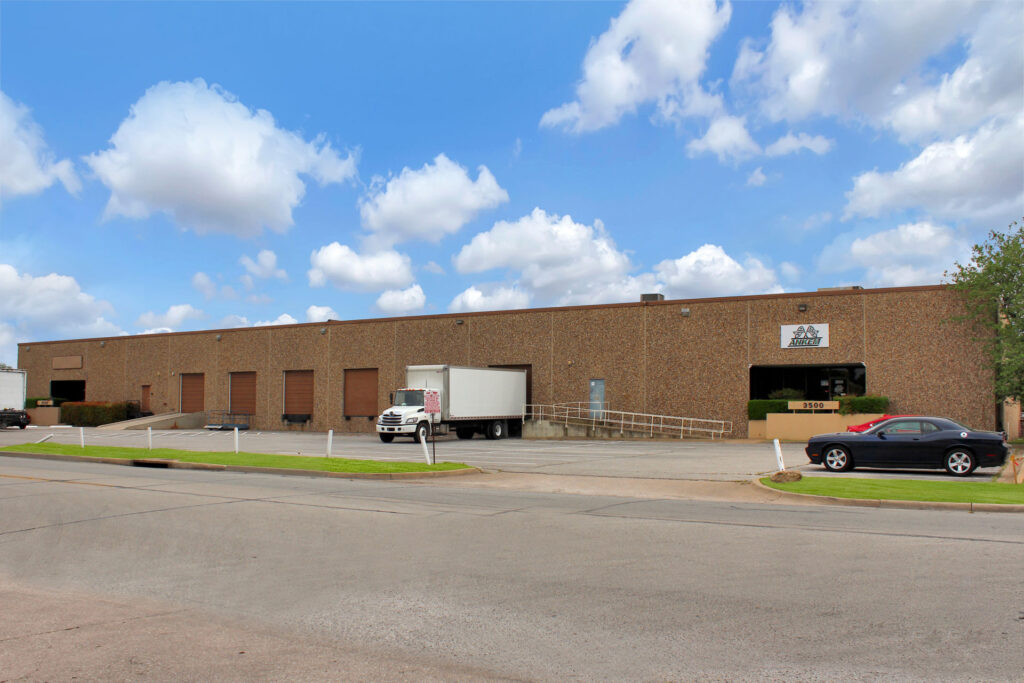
top-left (748, 399), bottom-right (789, 420)
top-left (26, 397), bottom-right (69, 409)
top-left (838, 395), bottom-right (890, 415)
top-left (749, 395), bottom-right (890, 420)
top-left (60, 402), bottom-right (132, 427)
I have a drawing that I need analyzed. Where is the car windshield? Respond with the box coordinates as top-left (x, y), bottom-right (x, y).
top-left (393, 390), bottom-right (424, 407)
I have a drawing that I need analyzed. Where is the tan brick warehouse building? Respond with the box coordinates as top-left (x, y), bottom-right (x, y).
top-left (17, 285), bottom-right (999, 437)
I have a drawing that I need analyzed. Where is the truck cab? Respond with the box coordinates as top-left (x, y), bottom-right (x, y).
top-left (376, 388), bottom-right (436, 442)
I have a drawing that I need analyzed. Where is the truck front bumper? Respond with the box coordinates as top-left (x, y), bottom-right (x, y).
top-left (376, 424), bottom-right (417, 435)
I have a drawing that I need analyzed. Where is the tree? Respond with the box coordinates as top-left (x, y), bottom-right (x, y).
top-left (946, 220), bottom-right (1024, 402)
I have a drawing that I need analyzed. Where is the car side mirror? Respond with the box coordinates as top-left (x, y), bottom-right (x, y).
top-left (877, 432), bottom-right (886, 439)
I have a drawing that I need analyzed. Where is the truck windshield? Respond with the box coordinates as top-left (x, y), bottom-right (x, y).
top-left (393, 390), bottom-right (424, 406)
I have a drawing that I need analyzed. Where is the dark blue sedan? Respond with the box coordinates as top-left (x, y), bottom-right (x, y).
top-left (805, 417), bottom-right (1009, 476)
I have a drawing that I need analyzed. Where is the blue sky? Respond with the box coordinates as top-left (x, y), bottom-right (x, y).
top-left (2, 0), bottom-right (1022, 366)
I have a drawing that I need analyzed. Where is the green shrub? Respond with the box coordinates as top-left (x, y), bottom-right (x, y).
top-left (60, 401), bottom-right (132, 427)
top-left (748, 399), bottom-right (790, 420)
top-left (26, 397), bottom-right (68, 409)
top-left (838, 395), bottom-right (890, 415)
top-left (767, 388), bottom-right (804, 400)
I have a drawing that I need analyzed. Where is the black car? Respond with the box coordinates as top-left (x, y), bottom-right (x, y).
top-left (805, 417), bottom-right (1009, 476)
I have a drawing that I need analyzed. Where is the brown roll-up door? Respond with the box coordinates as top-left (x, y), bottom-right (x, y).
top-left (230, 372), bottom-right (256, 415)
top-left (284, 370), bottom-right (314, 415)
top-left (344, 368), bottom-right (378, 417)
top-left (180, 373), bottom-right (205, 413)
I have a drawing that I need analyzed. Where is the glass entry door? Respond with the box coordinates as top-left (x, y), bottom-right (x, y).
top-left (589, 379), bottom-right (605, 419)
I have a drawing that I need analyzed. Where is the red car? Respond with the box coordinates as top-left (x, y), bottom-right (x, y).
top-left (846, 415), bottom-right (916, 432)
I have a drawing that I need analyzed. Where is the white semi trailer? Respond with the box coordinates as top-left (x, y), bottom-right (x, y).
top-left (377, 365), bottom-right (526, 443)
top-left (0, 368), bottom-right (30, 429)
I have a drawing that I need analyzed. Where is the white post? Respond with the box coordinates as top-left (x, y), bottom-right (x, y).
top-left (420, 434), bottom-right (432, 465)
top-left (35, 434), bottom-right (53, 444)
top-left (79, 427), bottom-right (85, 449)
top-left (233, 427), bottom-right (239, 454)
top-left (326, 429), bottom-right (333, 458)
top-left (147, 427), bottom-right (152, 450)
top-left (773, 438), bottom-right (786, 471)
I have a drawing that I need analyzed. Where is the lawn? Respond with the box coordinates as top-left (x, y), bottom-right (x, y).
top-left (761, 476), bottom-right (1024, 505)
top-left (0, 443), bottom-right (470, 474)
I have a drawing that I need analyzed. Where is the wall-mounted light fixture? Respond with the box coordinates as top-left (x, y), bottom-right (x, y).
top-left (215, 334), bottom-right (222, 341)
top-left (455, 319), bottom-right (464, 325)
top-left (680, 307), bottom-right (690, 317)
top-left (797, 303), bottom-right (808, 312)
top-left (319, 327), bottom-right (327, 335)
top-left (99, 341), bottom-right (106, 347)
top-left (24, 346), bottom-right (30, 352)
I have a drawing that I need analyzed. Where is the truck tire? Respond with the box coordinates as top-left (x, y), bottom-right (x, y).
top-left (378, 433), bottom-right (394, 443)
top-left (485, 420), bottom-right (506, 440)
top-left (414, 422), bottom-right (430, 443)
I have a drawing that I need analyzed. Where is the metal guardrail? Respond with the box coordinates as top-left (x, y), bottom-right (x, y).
top-left (204, 410), bottom-right (252, 430)
top-left (528, 403), bottom-right (732, 439)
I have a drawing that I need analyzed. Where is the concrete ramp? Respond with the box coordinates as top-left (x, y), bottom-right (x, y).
top-left (97, 412), bottom-right (207, 431)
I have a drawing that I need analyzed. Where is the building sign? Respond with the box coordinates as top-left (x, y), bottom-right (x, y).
top-left (781, 324), bottom-right (829, 349)
top-left (424, 390), bottom-right (441, 414)
top-left (788, 400), bottom-right (839, 411)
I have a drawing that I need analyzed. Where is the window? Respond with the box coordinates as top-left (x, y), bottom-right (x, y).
top-left (880, 420), bottom-right (922, 435)
top-left (283, 370), bottom-right (313, 420)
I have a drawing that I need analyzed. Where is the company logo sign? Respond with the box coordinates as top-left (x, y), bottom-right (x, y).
top-left (781, 323), bottom-right (829, 349)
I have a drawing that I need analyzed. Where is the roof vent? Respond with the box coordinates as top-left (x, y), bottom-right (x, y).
top-left (817, 286), bottom-right (863, 292)
top-left (640, 293), bottom-right (665, 302)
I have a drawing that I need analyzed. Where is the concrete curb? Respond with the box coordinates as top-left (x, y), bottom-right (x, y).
top-left (0, 451), bottom-right (481, 480)
top-left (752, 477), bottom-right (1024, 513)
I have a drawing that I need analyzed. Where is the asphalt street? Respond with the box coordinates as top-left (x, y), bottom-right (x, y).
top-left (1, 456), bottom-right (1022, 682)
top-left (0, 426), bottom-right (1005, 481)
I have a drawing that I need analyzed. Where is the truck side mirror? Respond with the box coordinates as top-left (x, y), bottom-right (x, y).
top-left (388, 392), bottom-right (394, 405)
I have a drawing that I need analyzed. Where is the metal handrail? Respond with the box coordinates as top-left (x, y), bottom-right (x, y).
top-left (527, 403), bottom-right (732, 439)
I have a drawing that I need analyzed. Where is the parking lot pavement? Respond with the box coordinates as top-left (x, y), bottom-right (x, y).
top-left (0, 426), bottom-right (1004, 482)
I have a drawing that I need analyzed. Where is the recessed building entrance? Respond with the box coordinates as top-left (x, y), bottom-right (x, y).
top-left (749, 364), bottom-right (866, 401)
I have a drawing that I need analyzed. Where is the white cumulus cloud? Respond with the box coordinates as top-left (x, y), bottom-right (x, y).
top-left (240, 249), bottom-right (287, 280)
top-left (454, 208), bottom-right (633, 303)
top-left (540, 0), bottom-right (732, 133)
top-left (0, 264), bottom-right (122, 364)
top-left (844, 117), bottom-right (1024, 223)
top-left (686, 115), bottom-right (761, 162)
top-left (84, 78), bottom-right (357, 237)
top-left (449, 286), bottom-right (531, 313)
top-left (746, 167), bottom-right (767, 187)
top-left (0, 91), bottom-right (81, 200)
top-left (654, 244), bottom-right (782, 298)
top-left (255, 313), bottom-right (298, 327)
top-left (765, 132), bottom-right (834, 157)
top-left (305, 305), bottom-right (337, 323)
top-left (136, 304), bottom-right (204, 331)
top-left (821, 221), bottom-right (970, 287)
top-left (376, 285), bottom-right (426, 314)
top-left (359, 154), bottom-right (508, 248)
top-left (308, 242), bottom-right (414, 291)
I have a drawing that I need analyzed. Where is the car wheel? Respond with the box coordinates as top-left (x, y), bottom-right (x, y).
top-left (456, 428), bottom-right (474, 440)
top-left (823, 445), bottom-right (853, 472)
top-left (414, 422), bottom-right (430, 443)
top-left (378, 433), bottom-right (394, 443)
top-left (944, 448), bottom-right (975, 476)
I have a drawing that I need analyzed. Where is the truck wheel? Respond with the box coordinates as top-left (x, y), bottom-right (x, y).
top-left (486, 420), bottom-right (505, 440)
top-left (378, 433), bottom-right (394, 443)
top-left (456, 428), bottom-right (474, 440)
top-left (414, 422), bottom-right (430, 443)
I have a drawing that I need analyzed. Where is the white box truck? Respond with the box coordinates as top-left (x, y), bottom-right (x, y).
top-left (377, 365), bottom-right (526, 443)
top-left (0, 368), bottom-right (30, 429)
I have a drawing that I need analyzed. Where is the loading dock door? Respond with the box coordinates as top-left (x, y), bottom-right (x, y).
top-left (180, 373), bottom-right (205, 413)
top-left (230, 372), bottom-right (257, 415)
top-left (344, 368), bottom-right (378, 417)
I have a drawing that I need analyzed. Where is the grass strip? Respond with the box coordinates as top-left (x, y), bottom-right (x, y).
top-left (761, 476), bottom-right (1024, 505)
top-left (0, 443), bottom-right (470, 474)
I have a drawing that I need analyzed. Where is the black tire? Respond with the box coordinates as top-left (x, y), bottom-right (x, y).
top-left (822, 445), bottom-right (853, 472)
top-left (456, 428), bottom-right (474, 440)
top-left (944, 448), bottom-right (975, 476)
top-left (485, 420), bottom-right (506, 440)
top-left (378, 433), bottom-right (394, 443)
top-left (19, 424), bottom-right (26, 429)
top-left (414, 422), bottom-right (430, 443)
